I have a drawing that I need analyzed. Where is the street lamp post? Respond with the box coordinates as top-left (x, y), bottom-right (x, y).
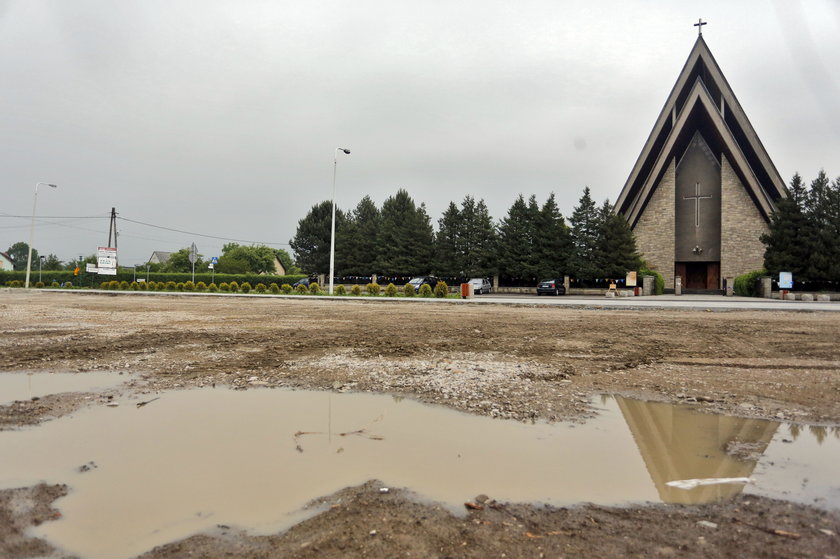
top-left (25, 182), bottom-right (58, 289)
top-left (329, 147), bottom-right (351, 295)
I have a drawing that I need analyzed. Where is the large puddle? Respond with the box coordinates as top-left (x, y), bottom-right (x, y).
top-left (0, 387), bottom-right (838, 558)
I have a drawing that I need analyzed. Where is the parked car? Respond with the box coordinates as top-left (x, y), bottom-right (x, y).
top-left (469, 277), bottom-right (491, 294)
top-left (408, 276), bottom-right (438, 293)
top-left (536, 279), bottom-right (566, 296)
top-left (292, 278), bottom-right (311, 288)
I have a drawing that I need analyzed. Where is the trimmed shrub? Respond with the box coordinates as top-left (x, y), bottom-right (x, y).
top-left (228, 281), bottom-right (240, 293)
top-left (640, 268), bottom-right (665, 295)
top-left (119, 281), bottom-right (130, 290)
top-left (384, 283), bottom-right (398, 297)
top-left (295, 283), bottom-right (308, 294)
top-left (403, 283), bottom-right (415, 297)
top-left (183, 281), bottom-right (195, 291)
top-left (419, 284), bottom-right (432, 298)
top-left (51, 281), bottom-right (60, 288)
top-left (281, 283), bottom-right (292, 294)
top-left (129, 281), bottom-right (139, 291)
top-left (255, 283), bottom-right (267, 293)
top-left (196, 281), bottom-right (207, 292)
top-left (309, 282), bottom-right (320, 295)
top-left (145, 281), bottom-right (156, 291)
top-left (269, 283), bottom-right (280, 294)
top-left (434, 281), bottom-right (448, 298)
top-left (219, 282), bottom-right (230, 292)
top-left (241, 282), bottom-right (252, 293)
top-left (35, 281), bottom-right (44, 288)
top-left (63, 281), bottom-right (73, 288)
top-left (366, 282), bottom-right (380, 296)
top-left (335, 284), bottom-right (346, 295)
top-left (351, 284), bottom-right (362, 296)
top-left (176, 282), bottom-right (186, 291)
top-left (156, 282), bottom-right (166, 291)
top-left (165, 281), bottom-right (177, 291)
top-left (734, 269), bottom-right (766, 297)
top-left (138, 281), bottom-right (148, 291)
top-left (208, 282), bottom-right (219, 292)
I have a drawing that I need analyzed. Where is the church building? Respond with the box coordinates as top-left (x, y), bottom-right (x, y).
top-left (615, 25), bottom-right (787, 291)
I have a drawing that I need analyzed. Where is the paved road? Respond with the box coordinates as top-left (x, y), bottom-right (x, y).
top-left (465, 293), bottom-right (840, 311)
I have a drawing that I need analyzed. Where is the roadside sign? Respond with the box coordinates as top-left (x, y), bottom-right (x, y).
top-left (211, 256), bottom-right (218, 264)
top-left (208, 263), bottom-right (214, 269)
top-left (779, 271), bottom-right (793, 289)
top-left (626, 271), bottom-right (637, 287)
top-left (188, 243), bottom-right (198, 265)
top-left (97, 246), bottom-right (118, 274)
top-left (86, 264), bottom-right (98, 273)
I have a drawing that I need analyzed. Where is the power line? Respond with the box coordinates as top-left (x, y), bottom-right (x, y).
top-left (116, 216), bottom-right (290, 246)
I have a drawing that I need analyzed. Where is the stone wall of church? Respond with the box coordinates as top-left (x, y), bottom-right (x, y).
top-left (632, 160), bottom-right (675, 288)
top-left (720, 155), bottom-right (769, 284)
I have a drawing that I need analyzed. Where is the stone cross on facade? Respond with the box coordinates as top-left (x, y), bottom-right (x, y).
top-left (694, 18), bottom-right (707, 36)
top-left (684, 181), bottom-right (712, 228)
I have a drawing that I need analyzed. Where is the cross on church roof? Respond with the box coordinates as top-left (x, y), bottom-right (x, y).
top-left (694, 18), bottom-right (707, 36)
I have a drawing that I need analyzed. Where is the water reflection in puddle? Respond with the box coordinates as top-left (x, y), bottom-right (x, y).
top-left (0, 372), bottom-right (127, 405)
top-left (0, 388), bottom-right (837, 559)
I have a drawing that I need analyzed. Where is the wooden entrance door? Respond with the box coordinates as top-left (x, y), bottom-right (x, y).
top-left (675, 262), bottom-right (720, 290)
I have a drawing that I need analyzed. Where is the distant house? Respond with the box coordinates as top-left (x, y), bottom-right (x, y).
top-left (0, 252), bottom-right (13, 271)
top-left (148, 251), bottom-right (172, 265)
top-left (273, 256), bottom-right (286, 276)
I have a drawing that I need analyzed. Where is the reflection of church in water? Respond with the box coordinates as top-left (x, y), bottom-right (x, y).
top-left (616, 24), bottom-right (788, 291)
top-left (615, 397), bottom-right (779, 504)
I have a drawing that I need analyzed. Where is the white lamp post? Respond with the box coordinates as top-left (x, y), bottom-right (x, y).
top-left (25, 182), bottom-right (57, 289)
top-left (329, 147), bottom-right (350, 295)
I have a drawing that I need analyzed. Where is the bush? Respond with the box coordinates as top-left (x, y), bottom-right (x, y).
top-left (229, 281), bottom-right (240, 293)
top-left (183, 281), bottom-right (195, 291)
top-left (196, 281), bottom-right (207, 292)
top-left (208, 282), bottom-right (219, 292)
top-left (128, 281), bottom-right (139, 291)
top-left (269, 283), bottom-right (280, 294)
top-left (119, 281), bottom-right (130, 290)
top-left (366, 282), bottom-right (380, 296)
top-left (296, 283), bottom-right (308, 294)
top-left (138, 281), bottom-right (148, 291)
top-left (419, 284), bottom-right (432, 298)
top-left (403, 283), bottom-right (415, 297)
top-left (335, 284), bottom-right (346, 295)
top-left (255, 283), bottom-right (267, 293)
top-left (309, 282), bottom-right (320, 294)
top-left (241, 282), bottom-right (252, 293)
top-left (281, 283), bottom-right (292, 294)
top-left (145, 281), bottom-right (156, 291)
top-left (176, 282), bottom-right (186, 291)
top-left (51, 281), bottom-right (60, 288)
top-left (639, 268), bottom-right (665, 295)
top-left (351, 284), bottom-right (362, 296)
top-left (384, 283), bottom-right (398, 297)
top-left (434, 281), bottom-right (448, 298)
top-left (734, 269), bottom-right (766, 297)
top-left (219, 282), bottom-right (230, 292)
top-left (63, 281), bottom-right (73, 288)
top-left (156, 282), bottom-right (166, 291)
top-left (35, 281), bottom-right (44, 288)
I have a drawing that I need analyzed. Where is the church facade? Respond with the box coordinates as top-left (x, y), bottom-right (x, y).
top-left (615, 33), bottom-right (787, 290)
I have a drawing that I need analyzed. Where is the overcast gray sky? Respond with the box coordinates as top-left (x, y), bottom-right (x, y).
top-left (2, 0), bottom-right (839, 267)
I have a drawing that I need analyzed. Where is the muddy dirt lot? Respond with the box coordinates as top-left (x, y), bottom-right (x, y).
top-left (1, 290), bottom-right (839, 558)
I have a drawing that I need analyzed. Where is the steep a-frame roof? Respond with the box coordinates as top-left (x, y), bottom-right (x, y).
top-left (615, 36), bottom-right (787, 227)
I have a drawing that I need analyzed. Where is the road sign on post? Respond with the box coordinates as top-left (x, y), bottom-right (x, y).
top-left (189, 243), bottom-right (197, 283)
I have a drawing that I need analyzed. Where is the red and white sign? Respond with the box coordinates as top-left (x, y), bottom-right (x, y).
top-left (96, 247), bottom-right (118, 275)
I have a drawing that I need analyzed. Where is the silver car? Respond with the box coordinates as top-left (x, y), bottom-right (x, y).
top-left (469, 278), bottom-right (491, 294)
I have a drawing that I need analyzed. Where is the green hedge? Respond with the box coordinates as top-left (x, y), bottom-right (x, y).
top-left (1, 270), bottom-right (306, 289)
top-left (734, 269), bottom-right (766, 297)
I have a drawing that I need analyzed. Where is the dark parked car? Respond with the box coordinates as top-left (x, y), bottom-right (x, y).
top-left (292, 278), bottom-right (311, 288)
top-left (536, 279), bottom-right (566, 296)
top-left (408, 276), bottom-right (438, 293)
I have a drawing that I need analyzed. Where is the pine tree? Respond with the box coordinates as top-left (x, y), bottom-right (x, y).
top-left (464, 198), bottom-right (497, 278)
top-left (435, 202), bottom-right (462, 276)
top-left (497, 195), bottom-right (540, 280)
top-left (569, 187), bottom-right (599, 281)
top-left (761, 173), bottom-right (814, 279)
top-left (534, 193), bottom-right (573, 279)
top-left (378, 190), bottom-right (434, 276)
top-left (595, 209), bottom-right (643, 279)
top-left (339, 196), bottom-right (380, 276)
top-left (290, 200), bottom-right (345, 274)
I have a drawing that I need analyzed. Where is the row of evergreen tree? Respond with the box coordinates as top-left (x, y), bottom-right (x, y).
top-left (762, 170), bottom-right (840, 283)
top-left (290, 187), bottom-right (642, 281)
